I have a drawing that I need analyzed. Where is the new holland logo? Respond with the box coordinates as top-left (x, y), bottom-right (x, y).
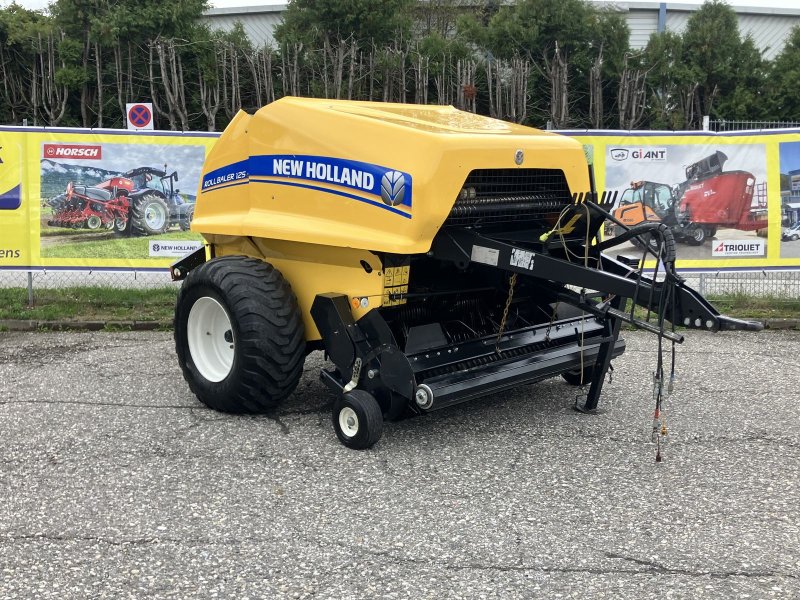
top-left (381, 171), bottom-right (406, 206)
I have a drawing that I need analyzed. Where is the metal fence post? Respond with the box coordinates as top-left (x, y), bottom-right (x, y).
top-left (698, 273), bottom-right (705, 297)
top-left (27, 271), bottom-right (34, 307)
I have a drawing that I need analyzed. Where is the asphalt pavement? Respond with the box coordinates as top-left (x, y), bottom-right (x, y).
top-left (0, 329), bottom-right (798, 599)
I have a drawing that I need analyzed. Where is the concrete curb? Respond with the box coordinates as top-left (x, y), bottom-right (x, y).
top-left (1, 318), bottom-right (798, 333)
top-left (763, 318), bottom-right (800, 330)
top-left (0, 320), bottom-right (172, 332)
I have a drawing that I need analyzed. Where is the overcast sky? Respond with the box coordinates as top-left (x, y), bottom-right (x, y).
top-left (6, 0), bottom-right (800, 13)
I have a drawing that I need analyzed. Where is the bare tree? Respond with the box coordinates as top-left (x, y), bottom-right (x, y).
top-left (588, 46), bottom-right (603, 129)
top-left (456, 59), bottom-right (477, 113)
top-left (617, 52), bottom-right (648, 130)
top-left (148, 43), bottom-right (170, 129)
top-left (155, 39), bottom-right (189, 130)
top-left (224, 41), bottom-right (242, 118)
top-left (35, 31), bottom-right (69, 126)
top-left (544, 42), bottom-right (569, 128)
top-left (94, 42), bottom-right (104, 127)
top-left (0, 43), bottom-right (32, 124)
top-left (198, 41), bottom-right (222, 131)
top-left (413, 46), bottom-right (430, 104)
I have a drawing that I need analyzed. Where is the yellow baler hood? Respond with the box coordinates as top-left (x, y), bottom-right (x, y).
top-left (192, 97), bottom-right (589, 254)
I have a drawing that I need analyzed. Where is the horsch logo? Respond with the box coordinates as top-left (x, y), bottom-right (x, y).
top-left (43, 144), bottom-right (102, 160)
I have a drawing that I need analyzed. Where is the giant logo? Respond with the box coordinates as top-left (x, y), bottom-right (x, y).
top-left (381, 171), bottom-right (406, 206)
top-left (609, 147), bottom-right (667, 162)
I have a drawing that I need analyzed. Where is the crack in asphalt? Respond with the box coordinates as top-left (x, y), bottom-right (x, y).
top-left (0, 533), bottom-right (216, 547)
top-left (348, 547), bottom-right (796, 580)
top-left (602, 551), bottom-right (794, 580)
top-left (0, 399), bottom-right (200, 409)
top-left (3, 531), bottom-right (796, 583)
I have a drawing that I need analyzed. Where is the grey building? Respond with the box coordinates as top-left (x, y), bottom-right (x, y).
top-left (204, 3), bottom-right (287, 47)
top-left (204, 1), bottom-right (800, 59)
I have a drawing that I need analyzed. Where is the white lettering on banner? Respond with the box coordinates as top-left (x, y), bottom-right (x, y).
top-left (711, 240), bottom-right (765, 257)
top-left (42, 144), bottom-right (102, 159)
top-left (608, 147), bottom-right (667, 162)
top-left (149, 241), bottom-right (203, 258)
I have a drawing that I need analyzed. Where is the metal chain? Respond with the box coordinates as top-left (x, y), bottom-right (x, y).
top-left (495, 273), bottom-right (517, 353)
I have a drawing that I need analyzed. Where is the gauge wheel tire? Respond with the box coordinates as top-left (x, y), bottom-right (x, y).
top-left (174, 256), bottom-right (306, 413)
top-left (684, 225), bottom-right (706, 246)
top-left (129, 193), bottom-right (169, 236)
top-left (792, 234), bottom-right (799, 242)
top-left (562, 366), bottom-right (595, 386)
top-left (332, 390), bottom-right (384, 450)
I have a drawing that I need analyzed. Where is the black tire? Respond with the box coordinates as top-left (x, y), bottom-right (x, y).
top-left (113, 216), bottom-right (129, 236)
top-left (129, 193), bottom-right (169, 236)
top-left (685, 225), bottom-right (706, 246)
top-left (562, 366), bottom-right (594, 386)
top-left (174, 256), bottom-right (306, 413)
top-left (180, 205), bottom-right (194, 231)
top-left (332, 390), bottom-right (384, 450)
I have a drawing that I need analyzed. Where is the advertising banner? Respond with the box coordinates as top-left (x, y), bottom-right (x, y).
top-left (567, 130), bottom-right (800, 270)
top-left (2, 125), bottom-right (800, 272)
top-left (0, 126), bottom-right (218, 272)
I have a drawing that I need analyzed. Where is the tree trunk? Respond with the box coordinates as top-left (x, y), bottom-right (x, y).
top-left (95, 42), bottom-right (103, 128)
top-left (589, 46), bottom-right (603, 129)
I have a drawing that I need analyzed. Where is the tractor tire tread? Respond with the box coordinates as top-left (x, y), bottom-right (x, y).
top-left (129, 193), bottom-right (169, 237)
top-left (175, 256), bottom-right (305, 413)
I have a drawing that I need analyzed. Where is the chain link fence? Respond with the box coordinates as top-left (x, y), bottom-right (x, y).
top-left (0, 270), bottom-right (179, 318)
top-left (1, 267), bottom-right (798, 308)
top-left (706, 118), bottom-right (800, 132)
top-left (681, 270), bottom-right (800, 300)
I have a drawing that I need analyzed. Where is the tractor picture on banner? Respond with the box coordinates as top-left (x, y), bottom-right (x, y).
top-left (778, 141), bottom-right (800, 260)
top-left (40, 141), bottom-right (206, 261)
top-left (603, 143), bottom-right (769, 262)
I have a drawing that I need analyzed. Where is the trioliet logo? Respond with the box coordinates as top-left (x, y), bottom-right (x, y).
top-left (43, 144), bottom-right (102, 160)
top-left (711, 240), bottom-right (765, 257)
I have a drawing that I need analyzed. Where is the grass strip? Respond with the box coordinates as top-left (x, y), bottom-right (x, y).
top-left (0, 286), bottom-right (178, 322)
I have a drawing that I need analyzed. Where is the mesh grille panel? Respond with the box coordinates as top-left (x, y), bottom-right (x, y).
top-left (445, 168), bottom-right (572, 227)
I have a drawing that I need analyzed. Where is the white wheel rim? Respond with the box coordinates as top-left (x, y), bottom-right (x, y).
top-left (338, 407), bottom-right (359, 438)
top-left (86, 215), bottom-right (102, 229)
top-left (145, 201), bottom-right (167, 229)
top-left (187, 297), bottom-right (235, 382)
